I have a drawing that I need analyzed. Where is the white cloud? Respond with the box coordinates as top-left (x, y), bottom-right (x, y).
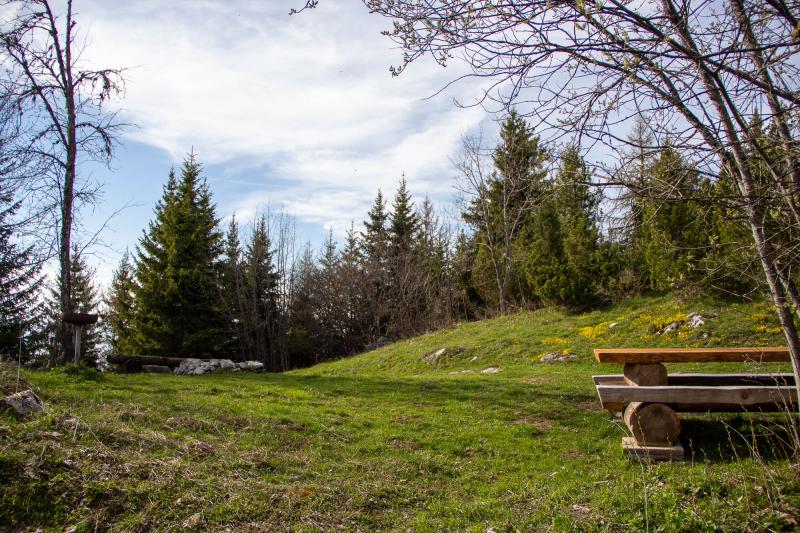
top-left (76, 0), bottom-right (491, 235)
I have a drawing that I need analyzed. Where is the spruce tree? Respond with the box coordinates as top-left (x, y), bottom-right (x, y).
top-left (132, 154), bottom-right (225, 357)
top-left (361, 190), bottom-right (390, 337)
top-left (525, 147), bottom-right (602, 306)
top-left (315, 230), bottom-right (345, 359)
top-left (242, 215), bottom-right (283, 369)
top-left (219, 216), bottom-right (245, 360)
top-left (103, 250), bottom-right (136, 355)
top-left (389, 177), bottom-right (419, 253)
top-left (287, 243), bottom-right (318, 366)
top-left (0, 188), bottom-right (43, 362)
top-left (635, 145), bottom-right (707, 290)
top-left (45, 245), bottom-right (101, 366)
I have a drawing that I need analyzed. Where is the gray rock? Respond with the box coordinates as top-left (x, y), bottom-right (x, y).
top-left (174, 358), bottom-right (214, 376)
top-left (661, 321), bottom-right (682, 334)
top-left (238, 360), bottom-right (265, 372)
top-left (539, 352), bottom-right (578, 362)
top-left (218, 359), bottom-right (237, 371)
top-left (2, 390), bottom-right (43, 418)
top-left (143, 365), bottom-right (171, 374)
top-left (424, 348), bottom-right (446, 364)
top-left (687, 313), bottom-right (705, 328)
top-left (481, 367), bottom-right (501, 374)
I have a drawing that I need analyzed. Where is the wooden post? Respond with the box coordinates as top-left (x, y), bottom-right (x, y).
top-left (623, 363), bottom-right (668, 386)
top-left (73, 326), bottom-right (81, 365)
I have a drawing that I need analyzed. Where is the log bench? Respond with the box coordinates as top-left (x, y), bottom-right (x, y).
top-left (592, 347), bottom-right (795, 460)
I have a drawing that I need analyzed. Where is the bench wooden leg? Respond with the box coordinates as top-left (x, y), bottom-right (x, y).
top-left (623, 402), bottom-right (681, 445)
top-left (623, 363), bottom-right (667, 386)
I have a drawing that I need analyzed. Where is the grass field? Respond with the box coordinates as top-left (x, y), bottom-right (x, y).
top-left (1, 295), bottom-right (799, 531)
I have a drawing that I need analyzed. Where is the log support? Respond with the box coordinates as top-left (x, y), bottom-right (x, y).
top-left (623, 401), bottom-right (681, 445)
top-left (623, 363), bottom-right (667, 386)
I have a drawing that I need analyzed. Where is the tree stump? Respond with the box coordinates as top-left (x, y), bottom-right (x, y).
top-left (623, 363), bottom-right (668, 386)
top-left (623, 402), bottom-right (681, 445)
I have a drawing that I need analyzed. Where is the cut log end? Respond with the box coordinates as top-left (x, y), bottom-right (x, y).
top-left (624, 402), bottom-right (681, 445)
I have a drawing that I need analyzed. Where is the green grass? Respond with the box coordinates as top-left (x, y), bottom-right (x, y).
top-left (1, 294), bottom-right (798, 531)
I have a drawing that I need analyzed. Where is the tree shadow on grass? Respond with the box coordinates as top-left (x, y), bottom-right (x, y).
top-left (681, 413), bottom-right (799, 464)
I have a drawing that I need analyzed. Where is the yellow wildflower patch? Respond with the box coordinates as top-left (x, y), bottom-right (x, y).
top-left (634, 312), bottom-right (689, 331)
top-left (541, 337), bottom-right (568, 346)
top-left (578, 321), bottom-right (613, 340)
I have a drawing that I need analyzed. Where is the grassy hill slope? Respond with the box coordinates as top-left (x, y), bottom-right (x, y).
top-left (1, 295), bottom-right (798, 531)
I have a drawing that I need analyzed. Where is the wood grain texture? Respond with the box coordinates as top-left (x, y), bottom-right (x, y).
top-left (624, 402), bottom-right (681, 445)
top-left (623, 363), bottom-right (668, 386)
top-left (593, 373), bottom-right (795, 386)
top-left (594, 347), bottom-right (789, 363)
top-left (596, 383), bottom-right (796, 412)
top-left (622, 437), bottom-right (685, 461)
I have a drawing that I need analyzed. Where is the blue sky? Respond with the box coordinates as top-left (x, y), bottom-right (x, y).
top-left (67, 0), bottom-right (494, 285)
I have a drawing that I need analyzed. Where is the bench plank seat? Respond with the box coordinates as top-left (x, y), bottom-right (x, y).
top-left (596, 382), bottom-right (796, 412)
top-left (593, 373), bottom-right (795, 387)
top-left (594, 347), bottom-right (789, 364)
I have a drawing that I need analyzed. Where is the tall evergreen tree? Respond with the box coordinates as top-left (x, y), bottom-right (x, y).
top-left (524, 146), bottom-right (602, 306)
top-left (287, 243), bottom-right (318, 366)
top-left (45, 245), bottom-right (101, 366)
top-left (389, 176), bottom-right (420, 253)
top-left (103, 249), bottom-right (136, 355)
top-left (132, 154), bottom-right (225, 357)
top-left (219, 216), bottom-right (245, 359)
top-left (0, 188), bottom-right (43, 362)
top-left (242, 214), bottom-right (283, 370)
top-left (463, 110), bottom-right (549, 311)
top-left (634, 145), bottom-right (707, 290)
top-left (361, 190), bottom-right (391, 337)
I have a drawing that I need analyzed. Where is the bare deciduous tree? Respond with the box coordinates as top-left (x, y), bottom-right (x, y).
top-left (0, 0), bottom-right (125, 362)
top-left (296, 0), bottom-right (800, 404)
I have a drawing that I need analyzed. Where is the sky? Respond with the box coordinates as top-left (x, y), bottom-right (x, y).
top-left (63, 0), bottom-right (494, 285)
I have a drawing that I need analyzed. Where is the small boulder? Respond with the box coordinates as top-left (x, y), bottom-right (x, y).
top-left (238, 361), bottom-right (265, 372)
top-left (687, 313), bottom-right (705, 328)
top-left (174, 358), bottom-right (214, 376)
top-left (481, 367), bottom-right (500, 374)
top-left (182, 512), bottom-right (204, 529)
top-left (2, 390), bottom-right (43, 418)
top-left (539, 352), bottom-right (577, 362)
top-left (423, 348), bottom-right (446, 364)
top-left (661, 321), bottom-right (682, 334)
top-left (218, 359), bottom-right (237, 371)
top-left (143, 365), bottom-right (171, 374)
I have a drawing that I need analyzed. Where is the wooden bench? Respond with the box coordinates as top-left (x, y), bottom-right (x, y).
top-left (592, 347), bottom-right (795, 460)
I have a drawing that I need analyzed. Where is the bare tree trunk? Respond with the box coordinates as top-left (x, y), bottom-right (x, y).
top-left (57, 0), bottom-right (77, 364)
top-left (745, 203), bottom-right (800, 409)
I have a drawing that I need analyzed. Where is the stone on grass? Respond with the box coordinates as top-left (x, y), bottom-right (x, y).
top-left (2, 389), bottom-right (43, 418)
top-left (539, 352), bottom-right (578, 362)
top-left (687, 312), bottom-right (705, 328)
top-left (481, 367), bottom-right (500, 374)
top-left (238, 360), bottom-right (265, 372)
top-left (182, 512), bottom-right (204, 529)
top-left (143, 365), bottom-right (171, 374)
top-left (217, 359), bottom-right (237, 371)
top-left (424, 348), bottom-right (446, 364)
top-left (174, 358), bottom-right (214, 376)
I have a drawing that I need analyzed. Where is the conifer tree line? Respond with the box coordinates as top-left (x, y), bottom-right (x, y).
top-left (0, 110), bottom-right (782, 369)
